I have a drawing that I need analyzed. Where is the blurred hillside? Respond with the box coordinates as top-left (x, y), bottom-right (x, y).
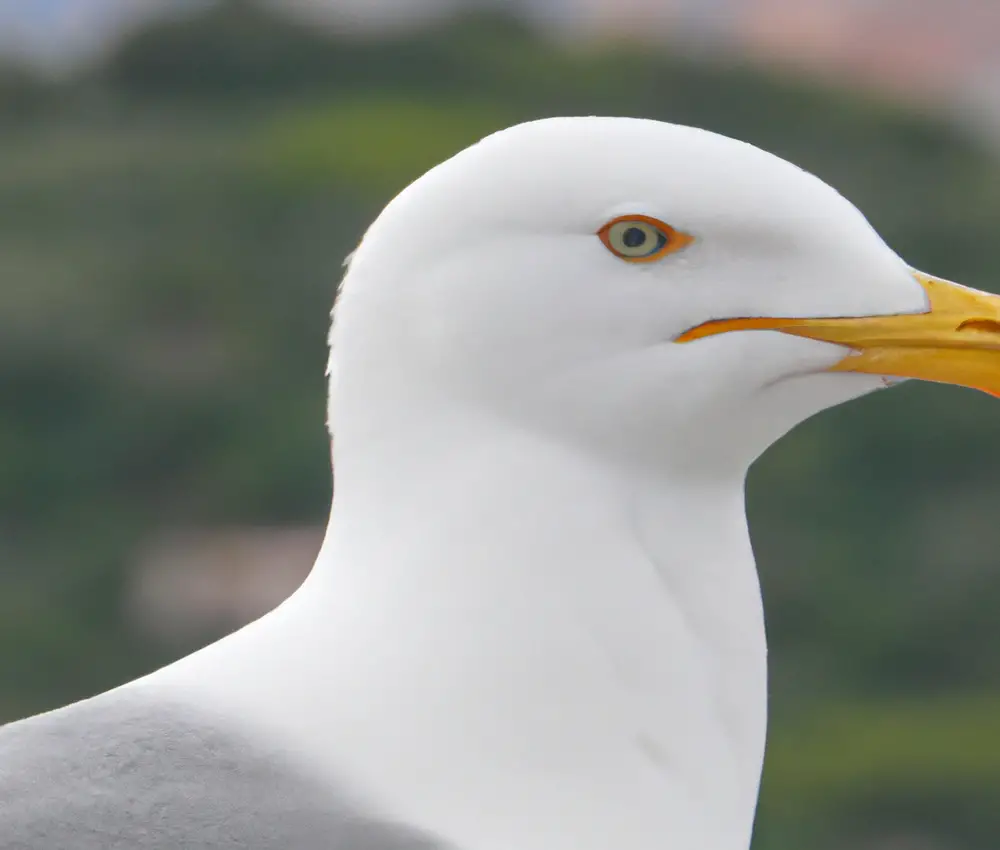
top-left (1, 2), bottom-right (1000, 849)
top-left (5, 1), bottom-right (1000, 141)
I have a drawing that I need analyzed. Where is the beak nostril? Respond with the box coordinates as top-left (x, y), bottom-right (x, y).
top-left (956, 318), bottom-right (1000, 335)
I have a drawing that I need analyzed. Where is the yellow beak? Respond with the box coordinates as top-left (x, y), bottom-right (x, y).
top-left (675, 272), bottom-right (1000, 397)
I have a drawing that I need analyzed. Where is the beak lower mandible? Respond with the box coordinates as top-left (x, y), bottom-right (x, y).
top-left (675, 272), bottom-right (1000, 397)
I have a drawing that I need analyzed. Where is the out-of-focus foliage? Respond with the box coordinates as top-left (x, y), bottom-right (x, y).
top-left (0, 2), bottom-right (999, 847)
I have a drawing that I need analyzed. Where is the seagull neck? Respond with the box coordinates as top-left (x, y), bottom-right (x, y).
top-left (294, 421), bottom-right (768, 850)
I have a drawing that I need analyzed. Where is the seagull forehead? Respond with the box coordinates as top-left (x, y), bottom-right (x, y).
top-left (355, 116), bottom-right (879, 272)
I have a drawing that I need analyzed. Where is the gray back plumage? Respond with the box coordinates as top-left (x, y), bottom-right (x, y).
top-left (0, 692), bottom-right (451, 850)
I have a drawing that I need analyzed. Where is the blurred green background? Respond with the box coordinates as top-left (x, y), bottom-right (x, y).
top-left (1, 2), bottom-right (999, 848)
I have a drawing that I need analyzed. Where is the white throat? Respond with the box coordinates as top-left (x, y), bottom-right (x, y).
top-left (153, 415), bottom-right (768, 850)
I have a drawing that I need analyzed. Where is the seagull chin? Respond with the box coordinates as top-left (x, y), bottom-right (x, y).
top-left (3, 117), bottom-right (999, 850)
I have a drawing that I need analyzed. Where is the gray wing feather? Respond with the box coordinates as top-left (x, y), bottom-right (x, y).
top-left (0, 692), bottom-right (451, 850)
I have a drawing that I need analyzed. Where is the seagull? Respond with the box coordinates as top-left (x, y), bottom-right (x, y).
top-left (3, 116), bottom-right (999, 850)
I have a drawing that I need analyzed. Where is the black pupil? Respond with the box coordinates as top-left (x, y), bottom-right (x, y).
top-left (622, 226), bottom-right (648, 249)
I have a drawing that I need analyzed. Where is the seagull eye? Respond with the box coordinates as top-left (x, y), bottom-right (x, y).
top-left (598, 215), bottom-right (693, 263)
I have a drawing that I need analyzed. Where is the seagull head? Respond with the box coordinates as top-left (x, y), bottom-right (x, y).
top-left (331, 117), bottom-right (1000, 477)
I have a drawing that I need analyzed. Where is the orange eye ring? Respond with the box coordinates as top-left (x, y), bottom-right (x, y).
top-left (598, 214), bottom-right (694, 263)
